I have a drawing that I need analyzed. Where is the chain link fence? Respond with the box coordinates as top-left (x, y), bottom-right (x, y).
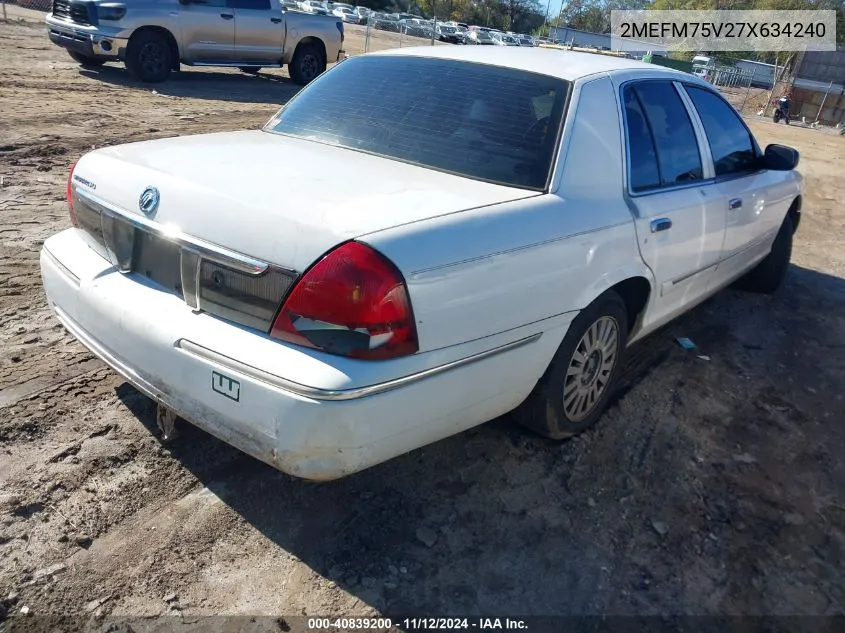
top-left (356, 16), bottom-right (452, 54)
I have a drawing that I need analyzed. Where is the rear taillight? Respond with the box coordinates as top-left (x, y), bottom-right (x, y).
top-left (67, 160), bottom-right (79, 227)
top-left (270, 241), bottom-right (418, 360)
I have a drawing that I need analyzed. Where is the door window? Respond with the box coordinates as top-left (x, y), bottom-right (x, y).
top-left (622, 81), bottom-right (704, 193)
top-left (684, 85), bottom-right (759, 177)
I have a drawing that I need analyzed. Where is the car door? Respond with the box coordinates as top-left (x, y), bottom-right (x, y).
top-left (179, 0), bottom-right (235, 62)
top-left (620, 80), bottom-right (727, 331)
top-left (229, 0), bottom-right (284, 63)
top-left (681, 84), bottom-right (795, 285)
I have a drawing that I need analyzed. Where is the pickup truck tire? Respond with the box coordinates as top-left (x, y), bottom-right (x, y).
top-left (515, 291), bottom-right (628, 440)
top-left (68, 51), bottom-right (106, 68)
top-left (289, 43), bottom-right (325, 86)
top-left (735, 214), bottom-right (793, 294)
top-left (125, 31), bottom-right (173, 83)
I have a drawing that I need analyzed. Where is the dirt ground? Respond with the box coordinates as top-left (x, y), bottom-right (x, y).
top-left (2, 6), bottom-right (845, 630)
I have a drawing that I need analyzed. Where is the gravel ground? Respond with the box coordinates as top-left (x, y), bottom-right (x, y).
top-left (1, 7), bottom-right (845, 630)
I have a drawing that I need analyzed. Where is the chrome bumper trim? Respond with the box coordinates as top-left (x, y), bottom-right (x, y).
top-left (176, 333), bottom-right (542, 402)
top-left (75, 188), bottom-right (289, 276)
top-left (43, 245), bottom-right (81, 286)
top-left (52, 305), bottom-right (176, 412)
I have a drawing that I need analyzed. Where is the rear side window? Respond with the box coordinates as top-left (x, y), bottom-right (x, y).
top-left (622, 87), bottom-right (660, 192)
top-left (264, 56), bottom-right (568, 190)
top-left (622, 82), bottom-right (703, 192)
top-left (684, 85), bottom-right (759, 177)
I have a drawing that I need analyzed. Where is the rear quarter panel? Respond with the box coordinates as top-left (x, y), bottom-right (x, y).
top-left (362, 74), bottom-right (651, 357)
top-left (283, 11), bottom-right (343, 61)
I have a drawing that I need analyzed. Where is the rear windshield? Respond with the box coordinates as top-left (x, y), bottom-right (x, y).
top-left (263, 56), bottom-right (569, 190)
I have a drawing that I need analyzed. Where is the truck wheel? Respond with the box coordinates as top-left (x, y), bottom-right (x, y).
top-left (514, 291), bottom-right (628, 440)
top-left (735, 214), bottom-right (793, 294)
top-left (68, 51), bottom-right (106, 68)
top-left (126, 30), bottom-right (173, 83)
top-left (289, 43), bottom-right (325, 86)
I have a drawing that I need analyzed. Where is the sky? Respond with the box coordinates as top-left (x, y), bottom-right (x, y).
top-left (542, 0), bottom-right (567, 25)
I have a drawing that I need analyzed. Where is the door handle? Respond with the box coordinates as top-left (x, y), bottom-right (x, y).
top-left (220, 12), bottom-right (234, 19)
top-left (650, 218), bottom-right (672, 233)
top-left (271, 16), bottom-right (282, 22)
top-left (729, 198), bottom-right (743, 210)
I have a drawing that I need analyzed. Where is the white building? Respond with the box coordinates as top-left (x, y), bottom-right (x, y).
top-left (547, 26), bottom-right (667, 56)
top-left (735, 59), bottom-right (779, 88)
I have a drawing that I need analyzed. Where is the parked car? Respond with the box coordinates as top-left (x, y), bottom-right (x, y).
top-left (488, 32), bottom-right (507, 46)
top-left (518, 35), bottom-right (535, 46)
top-left (466, 29), bottom-right (495, 44)
top-left (332, 6), bottom-right (360, 23)
top-left (436, 24), bottom-right (464, 44)
top-left (373, 13), bottom-right (401, 31)
top-left (42, 48), bottom-right (802, 480)
top-left (400, 19), bottom-right (433, 39)
top-left (501, 34), bottom-right (520, 46)
top-left (45, 0), bottom-right (344, 84)
top-left (297, 0), bottom-right (329, 14)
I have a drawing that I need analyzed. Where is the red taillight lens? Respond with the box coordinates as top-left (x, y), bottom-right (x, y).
top-left (270, 242), bottom-right (418, 360)
top-left (67, 160), bottom-right (79, 227)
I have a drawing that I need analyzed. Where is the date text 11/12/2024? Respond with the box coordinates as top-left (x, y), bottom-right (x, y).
top-left (307, 618), bottom-right (529, 630)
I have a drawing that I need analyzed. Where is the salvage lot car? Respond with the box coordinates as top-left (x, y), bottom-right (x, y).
top-left (40, 47), bottom-right (802, 480)
top-left (45, 0), bottom-right (345, 84)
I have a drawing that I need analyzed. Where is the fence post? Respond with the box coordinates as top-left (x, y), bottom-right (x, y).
top-left (399, 23), bottom-right (403, 47)
top-left (364, 20), bottom-right (370, 52)
top-left (2, 0), bottom-right (7, 22)
top-left (431, 16), bottom-right (436, 46)
top-left (815, 80), bottom-right (833, 124)
top-left (764, 54), bottom-right (780, 117)
top-left (739, 72), bottom-right (751, 114)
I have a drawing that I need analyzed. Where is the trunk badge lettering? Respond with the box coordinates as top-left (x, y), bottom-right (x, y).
top-left (139, 186), bottom-right (160, 217)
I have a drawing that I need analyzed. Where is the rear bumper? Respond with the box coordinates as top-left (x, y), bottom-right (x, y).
top-left (41, 229), bottom-right (552, 480)
top-left (46, 15), bottom-right (128, 59)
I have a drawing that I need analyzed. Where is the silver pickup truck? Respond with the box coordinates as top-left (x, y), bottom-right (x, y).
top-left (46, 0), bottom-right (346, 85)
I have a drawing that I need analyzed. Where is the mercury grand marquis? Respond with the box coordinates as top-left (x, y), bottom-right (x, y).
top-left (40, 47), bottom-right (803, 480)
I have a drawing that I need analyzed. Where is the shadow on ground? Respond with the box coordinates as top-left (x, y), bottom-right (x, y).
top-left (118, 263), bottom-right (845, 617)
top-left (79, 64), bottom-right (303, 105)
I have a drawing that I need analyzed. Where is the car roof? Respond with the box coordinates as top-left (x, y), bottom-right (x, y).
top-left (370, 47), bottom-right (684, 82)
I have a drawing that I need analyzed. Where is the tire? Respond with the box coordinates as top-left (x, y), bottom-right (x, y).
top-left (68, 51), bottom-right (106, 68)
top-left (515, 292), bottom-right (629, 440)
top-left (735, 214), bottom-right (793, 294)
top-left (239, 67), bottom-right (261, 74)
top-left (773, 111), bottom-right (781, 123)
top-left (288, 43), bottom-right (325, 86)
top-left (125, 30), bottom-right (173, 83)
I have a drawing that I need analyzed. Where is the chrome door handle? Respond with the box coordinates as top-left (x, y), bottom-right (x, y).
top-left (729, 198), bottom-right (743, 210)
top-left (650, 218), bottom-right (672, 233)
top-left (220, 12), bottom-right (234, 19)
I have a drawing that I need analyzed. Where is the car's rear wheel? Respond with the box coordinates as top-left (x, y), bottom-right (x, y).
top-left (515, 291), bottom-right (628, 439)
top-left (735, 214), bottom-right (793, 294)
top-left (288, 43), bottom-right (325, 85)
top-left (126, 30), bottom-right (173, 83)
top-left (68, 51), bottom-right (106, 68)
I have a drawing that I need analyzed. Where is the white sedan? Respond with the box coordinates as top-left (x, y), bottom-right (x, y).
top-left (41, 47), bottom-right (803, 480)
